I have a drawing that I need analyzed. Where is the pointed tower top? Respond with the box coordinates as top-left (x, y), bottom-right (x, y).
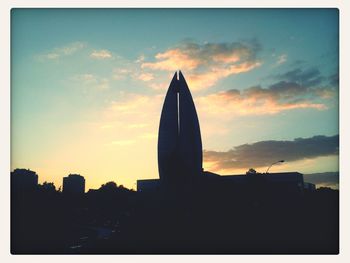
top-left (179, 70), bottom-right (184, 80)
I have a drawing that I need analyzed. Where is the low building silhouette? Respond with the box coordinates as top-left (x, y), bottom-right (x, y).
top-left (304, 182), bottom-right (316, 191)
top-left (137, 179), bottom-right (161, 193)
top-left (137, 171), bottom-right (308, 194)
top-left (62, 174), bottom-right (85, 194)
top-left (218, 171), bottom-right (307, 196)
top-left (11, 168), bottom-right (38, 191)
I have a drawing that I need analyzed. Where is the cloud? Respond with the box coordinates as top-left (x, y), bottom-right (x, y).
top-left (90, 49), bottom-right (113, 59)
top-left (138, 73), bottom-right (154, 82)
top-left (274, 67), bottom-right (324, 87)
top-left (112, 68), bottom-right (132, 80)
top-left (276, 54), bottom-right (287, 65)
top-left (203, 135), bottom-right (339, 171)
top-left (46, 53), bottom-right (60, 59)
top-left (328, 73), bottom-right (339, 87)
top-left (197, 83), bottom-right (328, 116)
top-left (141, 40), bottom-right (262, 90)
top-left (38, 42), bottom-right (86, 60)
top-left (186, 61), bottom-right (261, 91)
top-left (142, 48), bottom-right (200, 71)
top-left (304, 172), bottom-right (339, 189)
top-left (135, 55), bottom-right (145, 63)
top-left (197, 67), bottom-right (337, 116)
top-left (74, 73), bottom-right (110, 90)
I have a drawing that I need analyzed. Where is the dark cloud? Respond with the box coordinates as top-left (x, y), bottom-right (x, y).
top-left (304, 172), bottom-right (339, 189)
top-left (290, 59), bottom-right (306, 67)
top-left (204, 135), bottom-right (339, 170)
top-left (275, 67), bottom-right (324, 87)
top-left (328, 73), bottom-right (339, 87)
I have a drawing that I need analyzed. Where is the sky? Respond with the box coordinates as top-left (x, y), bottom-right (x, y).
top-left (11, 9), bottom-right (339, 190)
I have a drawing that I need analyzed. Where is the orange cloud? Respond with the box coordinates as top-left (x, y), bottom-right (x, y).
top-left (187, 61), bottom-right (261, 91)
top-left (138, 73), bottom-right (154, 82)
top-left (197, 79), bottom-right (334, 117)
top-left (142, 48), bottom-right (200, 71)
top-left (198, 91), bottom-right (326, 117)
top-left (141, 41), bottom-right (262, 90)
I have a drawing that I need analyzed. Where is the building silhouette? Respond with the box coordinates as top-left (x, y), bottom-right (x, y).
top-left (11, 168), bottom-right (38, 191)
top-left (62, 174), bottom-right (85, 194)
top-left (202, 171), bottom-right (309, 196)
top-left (158, 71), bottom-right (203, 187)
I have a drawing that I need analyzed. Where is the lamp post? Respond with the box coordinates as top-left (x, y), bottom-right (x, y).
top-left (265, 160), bottom-right (285, 174)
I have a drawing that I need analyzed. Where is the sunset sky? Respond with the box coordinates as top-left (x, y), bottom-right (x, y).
top-left (11, 9), bottom-right (339, 190)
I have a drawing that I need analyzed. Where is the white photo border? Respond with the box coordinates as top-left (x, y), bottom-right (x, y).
top-left (1, 1), bottom-right (349, 262)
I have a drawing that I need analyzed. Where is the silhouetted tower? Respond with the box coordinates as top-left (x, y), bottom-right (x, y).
top-left (158, 71), bottom-right (203, 189)
top-left (62, 174), bottom-right (85, 194)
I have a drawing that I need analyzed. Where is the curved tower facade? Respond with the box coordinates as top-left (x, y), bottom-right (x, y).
top-left (157, 71), bottom-right (203, 187)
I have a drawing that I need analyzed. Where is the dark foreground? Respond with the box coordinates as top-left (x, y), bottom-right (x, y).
top-left (11, 183), bottom-right (339, 254)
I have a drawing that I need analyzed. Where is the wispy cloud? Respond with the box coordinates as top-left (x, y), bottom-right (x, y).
top-left (274, 67), bottom-right (324, 86)
top-left (112, 69), bottom-right (130, 80)
top-left (46, 53), bottom-right (60, 59)
top-left (138, 72), bottom-right (154, 82)
top-left (204, 135), bottom-right (339, 172)
top-left (135, 55), bottom-right (145, 63)
top-left (38, 41), bottom-right (86, 60)
top-left (74, 73), bottom-right (110, 90)
top-left (276, 54), bottom-right (287, 65)
top-left (90, 49), bottom-right (113, 59)
top-left (141, 40), bottom-right (262, 90)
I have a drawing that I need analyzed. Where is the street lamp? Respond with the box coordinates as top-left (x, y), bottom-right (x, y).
top-left (265, 160), bottom-right (285, 174)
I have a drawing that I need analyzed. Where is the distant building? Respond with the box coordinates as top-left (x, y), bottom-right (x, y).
top-left (221, 172), bottom-right (305, 195)
top-left (62, 174), bottom-right (85, 194)
top-left (11, 168), bottom-right (38, 191)
top-left (137, 179), bottom-right (161, 193)
top-left (137, 171), bottom-right (312, 195)
top-left (304, 182), bottom-right (316, 191)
